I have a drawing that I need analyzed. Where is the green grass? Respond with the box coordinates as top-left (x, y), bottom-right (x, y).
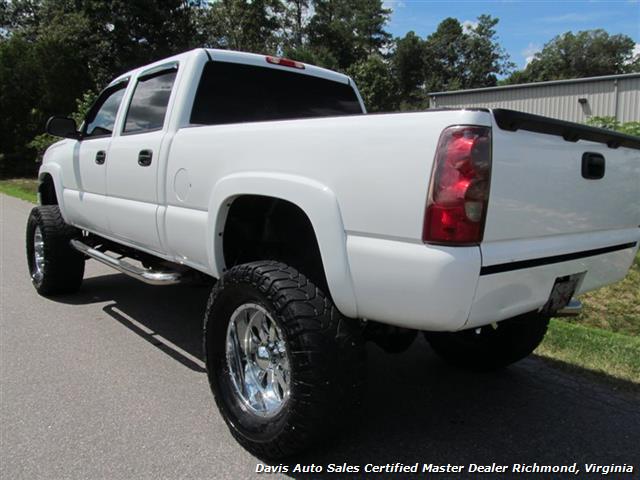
top-left (538, 319), bottom-right (640, 384)
top-left (568, 252), bottom-right (640, 337)
top-left (0, 178), bottom-right (38, 203)
top-left (537, 252), bottom-right (640, 384)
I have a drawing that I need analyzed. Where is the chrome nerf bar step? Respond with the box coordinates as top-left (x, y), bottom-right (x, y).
top-left (70, 239), bottom-right (183, 286)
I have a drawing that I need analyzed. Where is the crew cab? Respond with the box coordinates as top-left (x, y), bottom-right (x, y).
top-left (27, 48), bottom-right (640, 458)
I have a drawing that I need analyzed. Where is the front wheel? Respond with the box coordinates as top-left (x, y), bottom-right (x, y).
top-left (26, 205), bottom-right (85, 296)
top-left (424, 312), bottom-right (550, 371)
top-left (204, 261), bottom-right (365, 459)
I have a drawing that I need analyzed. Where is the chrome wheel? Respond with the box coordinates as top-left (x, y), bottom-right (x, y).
top-left (225, 303), bottom-right (290, 417)
top-left (33, 226), bottom-right (45, 282)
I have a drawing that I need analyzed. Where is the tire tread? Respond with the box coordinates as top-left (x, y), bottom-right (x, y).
top-left (26, 205), bottom-right (84, 295)
top-left (204, 260), bottom-right (364, 459)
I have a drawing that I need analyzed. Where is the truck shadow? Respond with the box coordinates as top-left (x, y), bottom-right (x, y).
top-left (58, 273), bottom-right (640, 477)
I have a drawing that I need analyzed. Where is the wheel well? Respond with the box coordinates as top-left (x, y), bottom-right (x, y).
top-left (222, 195), bottom-right (328, 291)
top-left (39, 174), bottom-right (58, 205)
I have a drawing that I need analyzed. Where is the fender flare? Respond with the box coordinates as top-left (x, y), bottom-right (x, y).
top-left (37, 164), bottom-right (67, 218)
top-left (207, 172), bottom-right (358, 318)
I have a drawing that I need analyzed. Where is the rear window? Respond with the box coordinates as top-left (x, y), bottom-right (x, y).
top-left (190, 61), bottom-right (363, 125)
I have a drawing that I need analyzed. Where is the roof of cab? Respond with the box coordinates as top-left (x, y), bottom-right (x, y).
top-left (108, 48), bottom-right (350, 87)
top-left (204, 48), bottom-right (350, 85)
top-left (108, 49), bottom-right (195, 87)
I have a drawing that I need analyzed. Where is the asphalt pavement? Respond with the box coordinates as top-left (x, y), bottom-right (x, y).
top-left (1, 193), bottom-right (639, 479)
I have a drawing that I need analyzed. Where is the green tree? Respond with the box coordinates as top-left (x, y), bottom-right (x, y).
top-left (281, 0), bottom-right (309, 51)
top-left (507, 29), bottom-right (639, 83)
top-left (392, 31), bottom-right (427, 109)
top-left (0, 0), bottom-right (9, 35)
top-left (347, 54), bottom-right (397, 112)
top-left (586, 117), bottom-right (640, 137)
top-left (463, 15), bottom-right (514, 88)
top-left (1, 0), bottom-right (202, 176)
top-left (422, 16), bottom-right (512, 92)
top-left (0, 8), bottom-right (95, 176)
top-left (423, 17), bottom-right (465, 92)
top-left (1, 0), bottom-right (42, 36)
top-left (85, 0), bottom-right (201, 85)
top-left (0, 34), bottom-right (43, 176)
top-left (28, 90), bottom-right (98, 161)
top-left (199, 0), bottom-right (282, 54)
top-left (308, 0), bottom-right (391, 70)
top-left (393, 16), bottom-right (512, 109)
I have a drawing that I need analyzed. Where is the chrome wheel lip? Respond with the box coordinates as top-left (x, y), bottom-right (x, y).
top-left (225, 303), bottom-right (291, 418)
top-left (32, 226), bottom-right (45, 282)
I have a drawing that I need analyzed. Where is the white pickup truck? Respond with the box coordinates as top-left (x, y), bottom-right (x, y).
top-left (28, 48), bottom-right (639, 458)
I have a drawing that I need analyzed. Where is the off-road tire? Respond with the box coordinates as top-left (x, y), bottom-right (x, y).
top-left (424, 312), bottom-right (550, 371)
top-left (26, 205), bottom-right (85, 295)
top-left (204, 261), bottom-right (365, 459)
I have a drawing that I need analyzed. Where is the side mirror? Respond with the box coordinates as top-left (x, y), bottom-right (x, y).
top-left (46, 116), bottom-right (80, 139)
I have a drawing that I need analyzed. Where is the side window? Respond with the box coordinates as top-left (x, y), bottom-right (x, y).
top-left (83, 83), bottom-right (127, 138)
top-left (123, 68), bottom-right (177, 134)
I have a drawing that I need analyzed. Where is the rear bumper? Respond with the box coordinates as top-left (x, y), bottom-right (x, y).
top-left (346, 234), bottom-right (480, 330)
top-left (467, 229), bottom-right (639, 329)
top-left (346, 228), bottom-right (638, 332)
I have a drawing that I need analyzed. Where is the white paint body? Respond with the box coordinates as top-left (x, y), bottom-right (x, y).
top-left (40, 49), bottom-right (640, 331)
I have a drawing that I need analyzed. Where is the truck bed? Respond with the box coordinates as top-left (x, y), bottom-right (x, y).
top-left (165, 109), bottom-right (639, 330)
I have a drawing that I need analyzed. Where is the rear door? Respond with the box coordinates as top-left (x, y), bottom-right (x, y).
top-left (106, 63), bottom-right (178, 252)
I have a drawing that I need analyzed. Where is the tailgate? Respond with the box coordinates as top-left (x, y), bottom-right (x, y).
top-left (484, 110), bottom-right (640, 243)
top-left (467, 110), bottom-right (640, 328)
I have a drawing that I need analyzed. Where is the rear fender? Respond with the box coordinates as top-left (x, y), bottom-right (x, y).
top-left (208, 172), bottom-right (358, 318)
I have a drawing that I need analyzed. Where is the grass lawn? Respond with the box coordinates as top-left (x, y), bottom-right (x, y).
top-left (538, 319), bottom-right (640, 385)
top-left (0, 178), bottom-right (38, 203)
top-left (1, 178), bottom-right (638, 383)
top-left (568, 252), bottom-right (640, 336)
top-left (537, 252), bottom-right (640, 384)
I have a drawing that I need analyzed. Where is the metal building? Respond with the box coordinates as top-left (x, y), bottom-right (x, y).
top-left (428, 73), bottom-right (640, 123)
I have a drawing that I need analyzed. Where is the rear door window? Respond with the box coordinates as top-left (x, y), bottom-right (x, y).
top-left (190, 61), bottom-right (363, 125)
top-left (124, 67), bottom-right (177, 134)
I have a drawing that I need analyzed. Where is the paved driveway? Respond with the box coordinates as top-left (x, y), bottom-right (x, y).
top-left (1, 193), bottom-right (638, 479)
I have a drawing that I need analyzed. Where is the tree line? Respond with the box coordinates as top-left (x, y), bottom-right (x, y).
top-left (1, 0), bottom-right (638, 176)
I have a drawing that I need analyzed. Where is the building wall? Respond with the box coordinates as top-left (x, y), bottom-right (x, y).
top-left (617, 76), bottom-right (640, 123)
top-left (429, 75), bottom-right (640, 123)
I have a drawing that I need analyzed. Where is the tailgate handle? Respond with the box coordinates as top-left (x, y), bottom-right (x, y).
top-left (582, 152), bottom-right (605, 180)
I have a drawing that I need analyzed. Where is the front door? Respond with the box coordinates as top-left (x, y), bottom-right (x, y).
top-left (64, 81), bottom-right (128, 234)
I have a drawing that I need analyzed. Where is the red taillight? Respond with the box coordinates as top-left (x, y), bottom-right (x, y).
top-left (422, 126), bottom-right (492, 245)
top-left (265, 56), bottom-right (305, 69)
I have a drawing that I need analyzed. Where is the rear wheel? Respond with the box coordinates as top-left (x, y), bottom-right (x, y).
top-left (26, 205), bottom-right (85, 295)
top-left (424, 312), bottom-right (550, 371)
top-left (204, 261), bottom-right (365, 459)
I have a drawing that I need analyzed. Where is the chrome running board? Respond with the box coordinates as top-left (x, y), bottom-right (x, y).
top-left (70, 239), bottom-right (183, 286)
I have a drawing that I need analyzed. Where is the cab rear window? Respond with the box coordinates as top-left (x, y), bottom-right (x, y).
top-left (190, 61), bottom-right (362, 125)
